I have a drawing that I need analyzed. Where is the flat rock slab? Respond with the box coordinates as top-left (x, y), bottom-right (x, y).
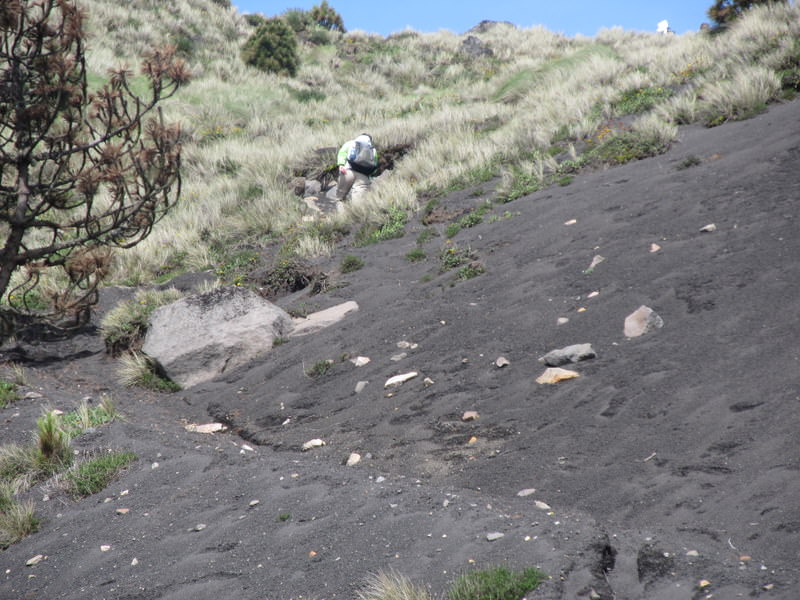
top-left (290, 301), bottom-right (359, 337)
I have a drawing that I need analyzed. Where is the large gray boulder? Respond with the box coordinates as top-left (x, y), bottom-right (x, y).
top-left (142, 286), bottom-right (293, 389)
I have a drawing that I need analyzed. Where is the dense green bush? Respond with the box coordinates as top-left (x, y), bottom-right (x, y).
top-left (241, 17), bottom-right (299, 76)
top-left (707, 0), bottom-right (787, 29)
top-left (309, 1), bottom-right (345, 32)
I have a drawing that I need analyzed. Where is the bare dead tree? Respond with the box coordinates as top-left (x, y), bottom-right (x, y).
top-left (0, 0), bottom-right (190, 334)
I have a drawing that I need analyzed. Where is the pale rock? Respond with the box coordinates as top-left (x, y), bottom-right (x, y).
top-left (534, 500), bottom-right (552, 511)
top-left (346, 453), bottom-right (361, 466)
top-left (351, 356), bottom-right (370, 367)
top-left (192, 524), bottom-right (206, 532)
top-left (624, 305), bottom-right (664, 338)
top-left (486, 532), bottom-right (505, 541)
top-left (564, 219), bottom-right (577, 225)
top-left (291, 301), bottom-right (359, 337)
top-left (700, 223), bottom-right (716, 232)
top-left (517, 488), bottom-right (537, 497)
top-left (143, 286), bottom-right (294, 389)
top-left (26, 555), bottom-right (44, 566)
top-left (585, 255), bottom-right (605, 272)
top-left (184, 423), bottom-right (227, 434)
top-left (650, 243), bottom-right (661, 253)
top-left (116, 508), bottom-right (129, 515)
top-left (355, 381), bottom-right (368, 393)
top-left (686, 550), bottom-right (699, 557)
top-left (539, 343), bottom-right (596, 367)
top-left (24, 391), bottom-right (44, 400)
top-left (536, 367), bottom-right (580, 384)
top-left (131, 558), bottom-right (139, 566)
top-left (249, 500), bottom-right (260, 507)
top-left (557, 317), bottom-right (569, 325)
top-left (495, 356), bottom-right (510, 368)
top-left (423, 377), bottom-right (434, 387)
top-left (397, 341), bottom-right (417, 349)
top-left (462, 411), bottom-right (479, 421)
top-left (100, 545), bottom-right (111, 552)
top-left (385, 372), bottom-right (418, 388)
top-left (390, 353), bottom-right (407, 361)
top-left (302, 438), bottom-right (326, 451)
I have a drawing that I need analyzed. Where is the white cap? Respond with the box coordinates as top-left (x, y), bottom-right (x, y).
top-left (355, 134), bottom-right (371, 144)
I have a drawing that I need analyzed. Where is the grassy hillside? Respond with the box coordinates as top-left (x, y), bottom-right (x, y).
top-left (74, 1), bottom-right (800, 290)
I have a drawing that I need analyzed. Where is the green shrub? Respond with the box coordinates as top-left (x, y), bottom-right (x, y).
top-left (0, 497), bottom-right (38, 549)
top-left (117, 352), bottom-right (181, 392)
top-left (676, 155), bottom-right (702, 170)
top-left (0, 380), bottom-right (19, 409)
top-left (457, 262), bottom-right (486, 280)
top-left (439, 244), bottom-right (476, 272)
top-left (305, 359), bottom-right (333, 378)
top-left (613, 86), bottom-right (673, 115)
top-left (241, 17), bottom-right (299, 76)
top-left (355, 206), bottom-right (408, 246)
top-left (587, 131), bottom-right (670, 166)
top-left (309, 1), bottom-right (345, 32)
top-left (67, 451), bottom-right (137, 498)
top-left (405, 248), bottom-right (426, 262)
top-left (448, 566), bottom-right (547, 600)
top-left (35, 411), bottom-right (72, 473)
top-left (340, 255), bottom-right (365, 273)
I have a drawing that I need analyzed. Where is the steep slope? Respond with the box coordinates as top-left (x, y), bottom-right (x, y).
top-left (1, 98), bottom-right (798, 599)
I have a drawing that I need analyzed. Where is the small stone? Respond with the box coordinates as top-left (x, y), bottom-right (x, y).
top-left (346, 452), bottom-right (361, 466)
top-left (100, 545), bottom-right (111, 552)
top-left (24, 391), bottom-right (44, 400)
top-left (587, 290), bottom-right (599, 298)
top-left (385, 372), bottom-right (418, 388)
top-left (131, 557), bottom-right (139, 566)
top-left (116, 508), bottom-right (130, 515)
top-left (184, 423), bottom-right (226, 434)
top-left (423, 377), bottom-right (435, 387)
top-left (534, 500), bottom-right (551, 511)
top-left (698, 579), bottom-right (711, 588)
top-left (249, 500), bottom-right (260, 507)
top-left (486, 532), bottom-right (505, 541)
top-left (355, 381), bottom-right (368, 393)
top-left (467, 436), bottom-right (478, 444)
top-left (739, 555), bottom-right (751, 562)
top-left (390, 353), bottom-right (407, 361)
top-left (700, 223), bottom-right (716, 232)
top-left (539, 343), bottom-right (596, 367)
top-left (536, 368), bottom-right (580, 384)
top-left (351, 356), bottom-right (370, 367)
top-left (564, 219), bottom-right (577, 225)
top-left (26, 555), bottom-right (44, 566)
top-left (495, 356), bottom-right (510, 368)
top-left (584, 255), bottom-right (605, 272)
top-left (686, 550), bottom-right (699, 557)
top-left (624, 305), bottom-right (664, 338)
top-left (302, 438), bottom-right (325, 451)
top-left (517, 488), bottom-right (536, 497)
top-left (241, 444), bottom-right (254, 452)
top-left (151, 462), bottom-right (159, 469)
top-left (462, 411), bottom-right (479, 421)
top-left (557, 317), bottom-right (569, 325)
top-left (650, 243), bottom-right (661, 253)
top-left (192, 524), bottom-right (206, 532)
top-left (764, 583), bottom-right (774, 590)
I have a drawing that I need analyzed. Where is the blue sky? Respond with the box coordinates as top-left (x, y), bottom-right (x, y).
top-left (232, 1), bottom-right (712, 37)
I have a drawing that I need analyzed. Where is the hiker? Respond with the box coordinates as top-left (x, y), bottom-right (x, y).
top-left (336, 133), bottom-right (378, 208)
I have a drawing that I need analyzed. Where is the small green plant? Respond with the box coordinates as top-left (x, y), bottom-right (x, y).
top-left (405, 248), bottom-right (426, 262)
top-left (277, 512), bottom-right (291, 522)
top-left (355, 206), bottom-right (408, 246)
top-left (0, 497), bottom-right (38, 549)
top-left (557, 175), bottom-right (573, 186)
top-left (445, 222), bottom-right (462, 238)
top-left (587, 131), bottom-right (670, 166)
top-left (457, 262), bottom-right (486, 280)
top-left (448, 566), bottom-right (547, 600)
top-left (416, 228), bottom-right (437, 246)
top-left (305, 359), bottom-right (333, 378)
top-left (35, 411), bottom-right (72, 473)
top-left (61, 396), bottom-right (119, 438)
top-left (66, 451), bottom-right (137, 498)
top-left (439, 244), bottom-right (476, 272)
top-left (340, 255), bottom-right (365, 273)
top-left (117, 352), bottom-right (181, 392)
top-left (0, 380), bottom-right (19, 409)
top-left (357, 570), bottom-right (432, 600)
top-left (676, 155), bottom-right (703, 170)
top-left (612, 86), bottom-right (673, 116)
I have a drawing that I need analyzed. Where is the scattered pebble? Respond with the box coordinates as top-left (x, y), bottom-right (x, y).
top-left (385, 372), bottom-right (418, 388)
top-left (517, 488), bottom-right (536, 497)
top-left (423, 377), bottom-right (435, 387)
top-left (191, 524), bottom-right (206, 532)
top-left (486, 532), bottom-right (505, 541)
top-left (462, 411), bottom-right (479, 421)
top-left (686, 550), bottom-right (699, 557)
top-left (249, 500), bottom-right (260, 507)
top-left (116, 508), bottom-right (129, 515)
top-left (534, 500), bottom-right (551, 511)
top-left (184, 423), bottom-right (226, 434)
top-left (624, 305), bottom-right (664, 338)
top-left (536, 368), bottom-right (580, 384)
top-left (495, 356), bottom-right (510, 368)
top-left (390, 353), bottom-right (407, 361)
top-left (346, 452), bottom-right (361, 466)
top-left (100, 545), bottom-right (111, 552)
top-left (355, 381), bottom-right (368, 393)
top-left (351, 356), bottom-right (370, 367)
top-left (564, 219), bottom-right (577, 226)
top-left (700, 223), bottom-right (716, 232)
top-left (131, 558), bottom-right (139, 566)
top-left (557, 317), bottom-right (569, 325)
top-left (302, 438), bottom-right (326, 451)
top-left (26, 555), bottom-right (44, 566)
top-left (467, 436), bottom-right (478, 445)
top-left (650, 243), bottom-right (661, 253)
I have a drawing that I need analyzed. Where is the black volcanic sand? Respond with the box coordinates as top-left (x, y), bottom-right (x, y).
top-left (1, 99), bottom-right (799, 600)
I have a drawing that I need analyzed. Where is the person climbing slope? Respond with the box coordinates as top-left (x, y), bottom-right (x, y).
top-left (336, 133), bottom-right (378, 209)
